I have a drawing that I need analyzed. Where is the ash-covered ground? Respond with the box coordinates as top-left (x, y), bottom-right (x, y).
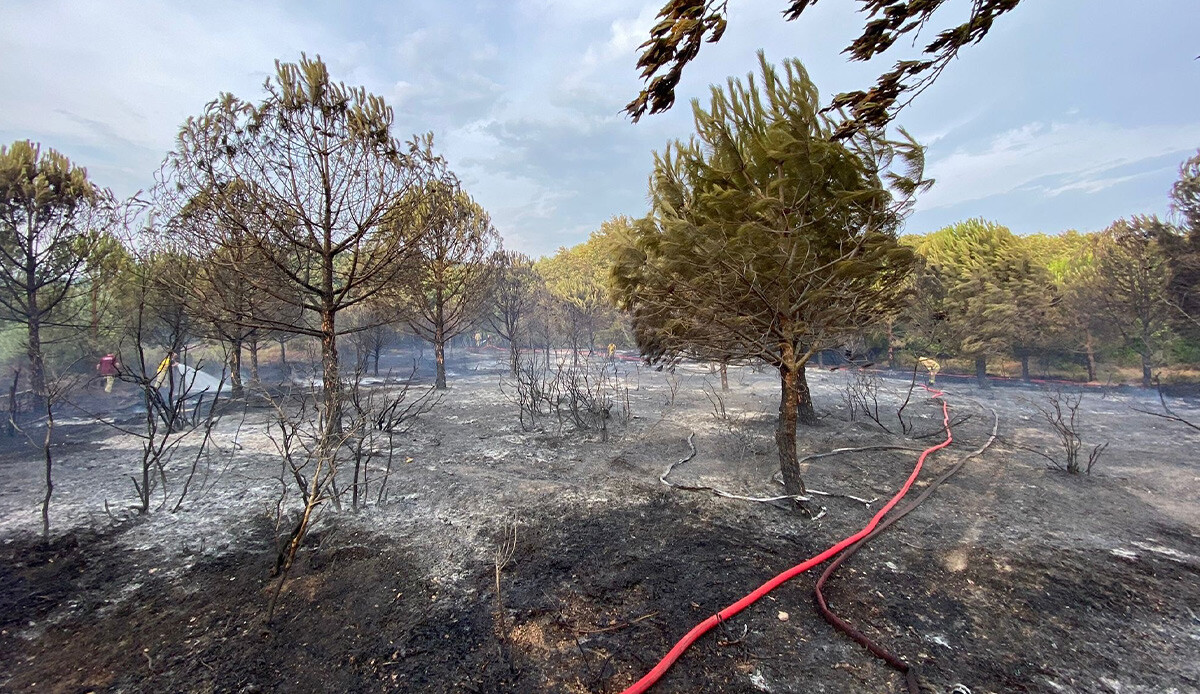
top-left (1, 348), bottom-right (1198, 693)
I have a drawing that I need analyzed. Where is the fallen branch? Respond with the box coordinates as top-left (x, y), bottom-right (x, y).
top-left (1131, 406), bottom-right (1200, 433)
top-left (659, 431), bottom-right (819, 512)
top-left (798, 444), bottom-right (926, 466)
top-left (574, 612), bottom-right (658, 635)
top-left (807, 488), bottom-right (878, 507)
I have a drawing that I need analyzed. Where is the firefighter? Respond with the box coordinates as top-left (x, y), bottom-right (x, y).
top-left (96, 353), bottom-right (119, 393)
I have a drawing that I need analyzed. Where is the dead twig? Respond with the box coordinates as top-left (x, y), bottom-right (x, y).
top-left (574, 612), bottom-right (659, 635)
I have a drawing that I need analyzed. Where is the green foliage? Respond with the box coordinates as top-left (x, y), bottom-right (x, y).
top-left (489, 249), bottom-right (541, 371)
top-left (163, 53), bottom-right (441, 336)
top-left (1170, 149), bottom-right (1200, 232)
top-left (614, 54), bottom-right (925, 370)
top-left (1093, 216), bottom-right (1172, 385)
top-left (1169, 335), bottom-right (1200, 365)
top-left (627, 0), bottom-right (1022, 137)
top-left (1160, 150), bottom-right (1200, 339)
top-left (615, 53), bottom-right (927, 498)
top-left (0, 140), bottom-right (109, 397)
top-left (905, 219), bottom-right (1055, 367)
top-left (388, 178), bottom-right (500, 387)
top-left (536, 218), bottom-right (631, 350)
top-left (392, 179), bottom-right (499, 339)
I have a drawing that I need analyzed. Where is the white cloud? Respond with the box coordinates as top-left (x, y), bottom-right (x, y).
top-left (918, 120), bottom-right (1200, 211)
top-left (0, 0), bottom-right (346, 193)
top-left (581, 3), bottom-right (660, 67)
top-left (3, 0), bottom-right (1196, 259)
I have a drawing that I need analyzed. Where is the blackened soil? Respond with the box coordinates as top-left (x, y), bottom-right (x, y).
top-left (2, 489), bottom-right (1199, 693)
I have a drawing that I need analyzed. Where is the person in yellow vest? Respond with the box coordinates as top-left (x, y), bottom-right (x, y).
top-left (607, 343), bottom-right (616, 360)
top-left (916, 356), bottom-right (940, 385)
top-left (153, 351), bottom-right (175, 388)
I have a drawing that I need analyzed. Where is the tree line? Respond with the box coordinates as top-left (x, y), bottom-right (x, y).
top-left (0, 56), bottom-right (634, 427)
top-left (3, 50), bottom-right (1197, 523)
top-left (608, 52), bottom-right (1200, 508)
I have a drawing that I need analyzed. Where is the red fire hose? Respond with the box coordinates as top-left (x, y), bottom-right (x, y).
top-left (619, 386), bottom-right (952, 694)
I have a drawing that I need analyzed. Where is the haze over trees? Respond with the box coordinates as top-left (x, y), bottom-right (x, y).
top-left (488, 250), bottom-right (540, 375)
top-left (1, 47), bottom-right (1198, 541)
top-left (0, 141), bottom-right (108, 409)
top-left (537, 219), bottom-right (630, 360)
top-left (159, 54), bottom-right (444, 432)
top-left (4, 5), bottom-right (1200, 688)
top-left (612, 54), bottom-right (926, 504)
top-left (393, 179), bottom-right (500, 389)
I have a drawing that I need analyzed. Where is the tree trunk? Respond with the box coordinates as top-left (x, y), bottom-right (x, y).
top-left (975, 356), bottom-right (989, 388)
top-left (27, 309), bottom-right (46, 413)
top-left (435, 286), bottom-right (447, 389)
top-left (320, 308), bottom-right (342, 436)
top-left (228, 339), bottom-right (244, 399)
top-left (41, 398), bottom-right (54, 542)
top-left (279, 337), bottom-right (288, 366)
top-left (1141, 352), bottom-right (1153, 388)
top-left (775, 357), bottom-right (807, 503)
top-left (1084, 329), bottom-right (1097, 382)
top-left (720, 362), bottom-right (729, 392)
top-left (5, 369), bottom-right (19, 436)
top-left (1020, 354), bottom-right (1030, 382)
top-left (509, 340), bottom-right (520, 376)
top-left (887, 322), bottom-right (898, 370)
top-left (249, 336), bottom-right (260, 386)
top-left (373, 348), bottom-right (381, 377)
top-left (795, 363), bottom-right (818, 425)
top-left (434, 334), bottom-right (447, 390)
top-left (570, 316), bottom-right (580, 367)
top-left (140, 387), bottom-right (153, 514)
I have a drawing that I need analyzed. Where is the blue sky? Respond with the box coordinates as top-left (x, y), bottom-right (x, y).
top-left (2, 0), bottom-right (1197, 256)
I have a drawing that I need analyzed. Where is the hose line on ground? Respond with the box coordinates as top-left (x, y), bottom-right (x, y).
top-left (813, 405), bottom-right (998, 694)
top-left (619, 386), bottom-right (954, 694)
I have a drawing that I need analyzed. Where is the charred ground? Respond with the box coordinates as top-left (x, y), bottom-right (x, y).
top-left (1, 350), bottom-right (1198, 693)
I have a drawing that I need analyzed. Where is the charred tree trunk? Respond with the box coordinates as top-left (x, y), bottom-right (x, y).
top-left (795, 364), bottom-right (818, 425)
top-left (975, 356), bottom-right (989, 388)
top-left (775, 353), bottom-right (808, 508)
top-left (5, 369), bottom-right (19, 436)
top-left (720, 362), bottom-right (729, 392)
top-left (90, 284), bottom-right (101, 347)
top-left (1141, 352), bottom-right (1153, 389)
top-left (26, 291), bottom-right (46, 413)
top-left (434, 290), bottom-right (447, 390)
top-left (509, 339), bottom-right (520, 376)
top-left (570, 315), bottom-right (580, 367)
top-left (40, 398), bottom-right (54, 542)
top-left (320, 306), bottom-right (342, 436)
top-left (1020, 354), bottom-right (1031, 382)
top-left (372, 348), bottom-right (381, 377)
top-left (248, 336), bottom-right (260, 386)
top-left (228, 338), bottom-right (244, 398)
top-left (279, 337), bottom-right (288, 367)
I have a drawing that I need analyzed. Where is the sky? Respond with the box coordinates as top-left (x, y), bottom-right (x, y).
top-left (1, 0), bottom-right (1198, 257)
